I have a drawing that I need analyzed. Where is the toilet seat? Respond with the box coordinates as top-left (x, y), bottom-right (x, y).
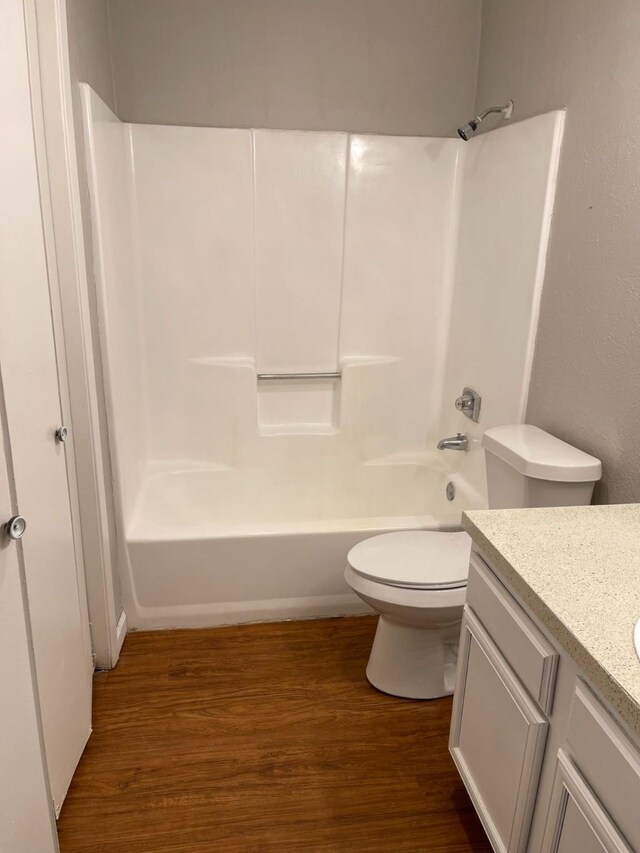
top-left (347, 530), bottom-right (471, 590)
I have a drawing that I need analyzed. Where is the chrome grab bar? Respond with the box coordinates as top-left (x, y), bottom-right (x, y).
top-left (257, 371), bottom-right (341, 381)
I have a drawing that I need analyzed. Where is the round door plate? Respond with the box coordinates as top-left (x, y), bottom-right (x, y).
top-left (5, 515), bottom-right (27, 540)
top-left (55, 425), bottom-right (69, 443)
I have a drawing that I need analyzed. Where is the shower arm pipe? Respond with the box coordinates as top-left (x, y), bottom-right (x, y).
top-left (474, 101), bottom-right (514, 124)
top-left (257, 371), bottom-right (341, 381)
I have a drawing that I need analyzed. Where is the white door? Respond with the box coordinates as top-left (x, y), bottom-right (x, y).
top-left (0, 409), bottom-right (58, 851)
top-left (0, 0), bottom-right (92, 815)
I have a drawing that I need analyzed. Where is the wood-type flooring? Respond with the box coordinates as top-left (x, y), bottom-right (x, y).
top-left (57, 616), bottom-right (490, 853)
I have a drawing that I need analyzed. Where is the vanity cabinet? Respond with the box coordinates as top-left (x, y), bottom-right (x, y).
top-left (450, 554), bottom-right (557, 852)
top-left (450, 608), bottom-right (548, 852)
top-left (450, 548), bottom-right (640, 853)
top-left (542, 750), bottom-right (632, 852)
top-left (564, 681), bottom-right (640, 848)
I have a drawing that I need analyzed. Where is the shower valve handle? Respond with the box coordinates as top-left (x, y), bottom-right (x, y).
top-left (454, 387), bottom-right (481, 423)
top-left (455, 394), bottom-right (474, 412)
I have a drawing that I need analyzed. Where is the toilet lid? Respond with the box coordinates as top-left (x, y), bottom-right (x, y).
top-left (347, 531), bottom-right (471, 590)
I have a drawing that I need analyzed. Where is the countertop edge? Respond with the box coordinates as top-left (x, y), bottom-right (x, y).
top-left (462, 511), bottom-right (640, 740)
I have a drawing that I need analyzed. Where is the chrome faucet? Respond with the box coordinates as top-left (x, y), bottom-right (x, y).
top-left (437, 433), bottom-right (470, 452)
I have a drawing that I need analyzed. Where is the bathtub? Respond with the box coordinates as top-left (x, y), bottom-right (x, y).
top-left (121, 464), bottom-right (484, 630)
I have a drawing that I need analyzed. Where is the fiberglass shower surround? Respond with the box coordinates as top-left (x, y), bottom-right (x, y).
top-left (82, 84), bottom-right (564, 629)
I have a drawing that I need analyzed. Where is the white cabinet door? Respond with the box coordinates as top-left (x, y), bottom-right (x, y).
top-left (449, 607), bottom-right (548, 853)
top-left (542, 750), bottom-right (632, 853)
top-left (0, 0), bottom-right (92, 814)
top-left (0, 410), bottom-right (58, 852)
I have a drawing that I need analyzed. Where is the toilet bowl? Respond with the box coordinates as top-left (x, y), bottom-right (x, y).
top-left (346, 531), bottom-right (470, 699)
top-left (345, 424), bottom-right (602, 700)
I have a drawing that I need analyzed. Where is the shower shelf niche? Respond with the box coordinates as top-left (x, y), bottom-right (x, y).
top-left (257, 373), bottom-right (341, 435)
top-left (255, 355), bottom-right (403, 437)
top-left (189, 354), bottom-right (403, 438)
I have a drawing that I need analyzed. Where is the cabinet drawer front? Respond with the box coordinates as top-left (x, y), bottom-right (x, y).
top-left (450, 607), bottom-right (548, 853)
top-left (542, 750), bottom-right (632, 853)
top-left (467, 552), bottom-right (558, 712)
top-left (566, 681), bottom-right (640, 850)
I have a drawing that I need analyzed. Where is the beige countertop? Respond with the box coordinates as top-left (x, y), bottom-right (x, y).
top-left (462, 504), bottom-right (640, 738)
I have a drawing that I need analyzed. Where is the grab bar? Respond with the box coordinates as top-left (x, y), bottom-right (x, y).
top-left (257, 371), bottom-right (341, 381)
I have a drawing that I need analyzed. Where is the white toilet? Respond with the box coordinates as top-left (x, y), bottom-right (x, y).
top-left (344, 424), bottom-right (602, 699)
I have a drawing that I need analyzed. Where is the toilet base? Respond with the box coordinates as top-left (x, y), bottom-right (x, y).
top-left (366, 615), bottom-right (460, 700)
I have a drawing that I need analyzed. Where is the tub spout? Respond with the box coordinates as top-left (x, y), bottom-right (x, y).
top-left (437, 433), bottom-right (469, 452)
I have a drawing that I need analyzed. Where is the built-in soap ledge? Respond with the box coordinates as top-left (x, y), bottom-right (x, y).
top-left (365, 450), bottom-right (449, 470)
top-left (340, 355), bottom-right (399, 371)
top-left (189, 354), bottom-right (404, 438)
top-left (255, 356), bottom-right (401, 436)
top-left (258, 422), bottom-right (339, 437)
top-left (189, 356), bottom-right (256, 370)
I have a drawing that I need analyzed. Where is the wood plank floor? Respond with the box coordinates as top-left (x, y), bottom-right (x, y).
top-left (57, 616), bottom-right (491, 853)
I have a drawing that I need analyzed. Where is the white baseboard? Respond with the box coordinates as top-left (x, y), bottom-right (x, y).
top-left (127, 593), bottom-right (374, 632)
top-left (114, 610), bottom-right (128, 658)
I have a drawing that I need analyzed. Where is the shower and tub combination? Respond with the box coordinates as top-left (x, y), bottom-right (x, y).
top-left (82, 85), bottom-right (565, 632)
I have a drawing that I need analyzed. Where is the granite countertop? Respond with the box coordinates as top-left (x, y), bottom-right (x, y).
top-left (462, 504), bottom-right (640, 738)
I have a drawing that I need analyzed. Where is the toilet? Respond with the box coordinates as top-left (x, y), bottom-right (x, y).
top-left (344, 424), bottom-right (602, 699)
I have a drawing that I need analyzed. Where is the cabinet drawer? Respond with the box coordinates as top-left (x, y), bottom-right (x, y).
top-left (566, 681), bottom-right (640, 849)
top-left (467, 552), bottom-right (558, 713)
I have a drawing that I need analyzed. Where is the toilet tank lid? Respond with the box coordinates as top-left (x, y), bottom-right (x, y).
top-left (482, 425), bottom-right (602, 483)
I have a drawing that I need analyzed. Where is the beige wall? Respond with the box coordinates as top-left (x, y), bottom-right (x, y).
top-left (66, 0), bottom-right (115, 256)
top-left (476, 0), bottom-right (640, 504)
top-left (66, 0), bottom-right (115, 110)
top-left (107, 0), bottom-right (481, 136)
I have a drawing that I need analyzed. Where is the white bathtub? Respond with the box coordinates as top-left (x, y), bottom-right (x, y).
top-left (121, 465), bottom-right (484, 629)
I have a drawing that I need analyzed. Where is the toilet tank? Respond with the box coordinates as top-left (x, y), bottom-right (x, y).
top-left (482, 425), bottom-right (602, 510)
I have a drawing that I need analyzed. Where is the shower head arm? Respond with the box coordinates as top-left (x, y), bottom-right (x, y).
top-left (476, 100), bottom-right (514, 124)
top-left (457, 99), bottom-right (514, 141)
